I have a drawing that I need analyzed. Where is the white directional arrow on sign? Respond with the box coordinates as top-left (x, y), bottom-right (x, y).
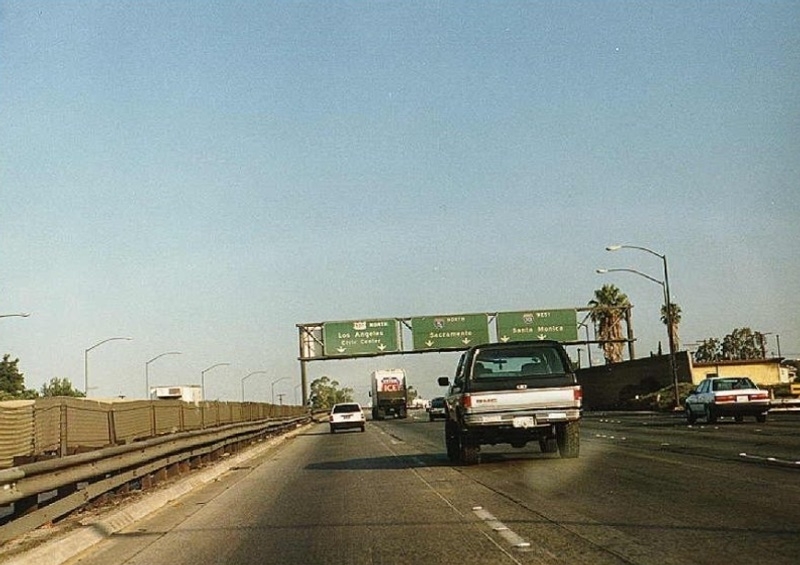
top-left (500, 336), bottom-right (510, 342)
top-left (337, 347), bottom-right (347, 353)
top-left (426, 340), bottom-right (435, 347)
top-left (461, 338), bottom-right (471, 345)
top-left (378, 344), bottom-right (386, 351)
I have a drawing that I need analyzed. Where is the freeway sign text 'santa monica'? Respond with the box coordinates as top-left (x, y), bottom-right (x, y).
top-left (496, 309), bottom-right (578, 343)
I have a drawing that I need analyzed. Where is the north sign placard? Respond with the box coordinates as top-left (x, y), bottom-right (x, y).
top-left (496, 309), bottom-right (578, 342)
top-left (323, 319), bottom-right (400, 357)
top-left (411, 314), bottom-right (490, 350)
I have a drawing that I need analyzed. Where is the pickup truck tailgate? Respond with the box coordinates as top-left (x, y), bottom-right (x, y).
top-left (463, 386), bottom-right (581, 426)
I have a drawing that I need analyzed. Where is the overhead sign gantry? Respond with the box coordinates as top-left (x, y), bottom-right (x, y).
top-left (296, 305), bottom-right (633, 406)
top-left (298, 307), bottom-right (584, 362)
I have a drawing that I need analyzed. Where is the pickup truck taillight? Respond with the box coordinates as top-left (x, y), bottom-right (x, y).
top-left (573, 387), bottom-right (582, 401)
top-left (462, 394), bottom-right (472, 409)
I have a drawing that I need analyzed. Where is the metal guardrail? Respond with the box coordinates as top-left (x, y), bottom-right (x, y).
top-left (0, 415), bottom-right (310, 544)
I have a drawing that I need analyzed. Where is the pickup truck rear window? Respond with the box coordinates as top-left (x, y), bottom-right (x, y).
top-left (473, 345), bottom-right (566, 378)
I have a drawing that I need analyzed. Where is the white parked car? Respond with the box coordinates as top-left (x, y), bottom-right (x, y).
top-left (329, 403), bottom-right (366, 433)
top-left (685, 376), bottom-right (770, 424)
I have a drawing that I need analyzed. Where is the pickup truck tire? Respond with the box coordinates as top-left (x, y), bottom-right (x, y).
top-left (445, 421), bottom-right (459, 462)
top-left (459, 434), bottom-right (479, 466)
top-left (556, 421), bottom-right (580, 458)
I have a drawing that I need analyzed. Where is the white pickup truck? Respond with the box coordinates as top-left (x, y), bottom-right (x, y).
top-left (438, 340), bottom-right (582, 464)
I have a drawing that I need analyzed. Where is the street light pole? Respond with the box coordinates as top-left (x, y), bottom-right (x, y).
top-left (241, 371), bottom-right (268, 402)
top-left (0, 313), bottom-right (30, 319)
top-left (606, 244), bottom-right (681, 409)
top-left (84, 337), bottom-right (132, 396)
top-left (145, 351), bottom-right (182, 398)
top-left (201, 362), bottom-right (230, 401)
top-left (271, 376), bottom-right (290, 404)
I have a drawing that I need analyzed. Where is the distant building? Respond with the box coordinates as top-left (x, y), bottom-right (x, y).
top-left (690, 358), bottom-right (788, 386)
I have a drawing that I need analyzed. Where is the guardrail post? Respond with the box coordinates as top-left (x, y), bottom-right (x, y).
top-left (108, 408), bottom-right (117, 445)
top-left (59, 399), bottom-right (68, 457)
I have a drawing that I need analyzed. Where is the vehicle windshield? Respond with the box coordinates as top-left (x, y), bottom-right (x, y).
top-left (332, 404), bottom-right (361, 413)
top-left (473, 345), bottom-right (566, 378)
top-left (431, 398), bottom-right (445, 408)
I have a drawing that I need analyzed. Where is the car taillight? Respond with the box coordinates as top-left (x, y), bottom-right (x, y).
top-left (573, 387), bottom-right (582, 401)
top-left (462, 394), bottom-right (472, 408)
top-left (716, 395), bottom-right (736, 403)
top-left (750, 392), bottom-right (769, 400)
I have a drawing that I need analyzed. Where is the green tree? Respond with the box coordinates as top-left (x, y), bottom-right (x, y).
top-left (589, 284), bottom-right (630, 364)
top-left (694, 338), bottom-right (722, 362)
top-left (0, 354), bottom-right (27, 400)
top-left (693, 328), bottom-right (770, 362)
top-left (40, 377), bottom-right (85, 397)
top-left (721, 327), bottom-right (767, 360)
top-left (308, 376), bottom-right (354, 410)
top-left (660, 302), bottom-right (682, 352)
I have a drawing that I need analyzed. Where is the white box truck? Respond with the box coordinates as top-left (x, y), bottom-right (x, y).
top-left (150, 385), bottom-right (202, 404)
top-left (370, 369), bottom-right (408, 420)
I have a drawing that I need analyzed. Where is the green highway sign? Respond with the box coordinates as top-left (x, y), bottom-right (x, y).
top-left (323, 319), bottom-right (400, 357)
top-left (496, 309), bottom-right (578, 342)
top-left (411, 314), bottom-right (490, 350)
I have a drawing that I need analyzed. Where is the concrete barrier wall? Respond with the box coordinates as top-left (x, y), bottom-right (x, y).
top-left (0, 397), bottom-right (306, 469)
top-left (577, 352), bottom-right (693, 410)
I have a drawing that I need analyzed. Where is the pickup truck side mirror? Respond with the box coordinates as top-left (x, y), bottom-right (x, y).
top-left (437, 376), bottom-right (450, 387)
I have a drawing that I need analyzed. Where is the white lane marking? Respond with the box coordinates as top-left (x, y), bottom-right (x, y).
top-left (473, 506), bottom-right (531, 550)
top-left (376, 437), bottom-right (527, 564)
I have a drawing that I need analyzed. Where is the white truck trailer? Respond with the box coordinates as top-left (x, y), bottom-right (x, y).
top-left (149, 385), bottom-right (202, 404)
top-left (369, 369), bottom-right (408, 420)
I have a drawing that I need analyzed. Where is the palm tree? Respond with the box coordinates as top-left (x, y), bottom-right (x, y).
top-left (589, 284), bottom-right (630, 364)
top-left (660, 302), bottom-right (682, 353)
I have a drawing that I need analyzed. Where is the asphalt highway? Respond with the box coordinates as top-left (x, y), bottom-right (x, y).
top-left (45, 411), bottom-right (800, 565)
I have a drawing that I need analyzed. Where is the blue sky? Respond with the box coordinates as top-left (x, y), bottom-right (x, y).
top-left (2, 1), bottom-right (798, 404)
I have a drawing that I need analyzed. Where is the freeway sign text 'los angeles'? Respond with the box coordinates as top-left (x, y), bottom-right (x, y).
top-left (323, 319), bottom-right (400, 356)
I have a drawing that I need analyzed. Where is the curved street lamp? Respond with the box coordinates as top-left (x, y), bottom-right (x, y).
top-left (596, 268), bottom-right (666, 302)
top-left (241, 371), bottom-right (268, 402)
top-left (0, 313), bottom-right (30, 319)
top-left (201, 362), bottom-right (230, 401)
top-left (84, 337), bottom-right (133, 395)
top-left (605, 244), bottom-right (680, 409)
top-left (271, 376), bottom-right (291, 404)
top-left (145, 351), bottom-right (182, 398)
